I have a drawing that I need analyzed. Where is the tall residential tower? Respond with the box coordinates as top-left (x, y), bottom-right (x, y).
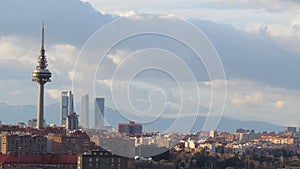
top-left (32, 23), bottom-right (51, 129)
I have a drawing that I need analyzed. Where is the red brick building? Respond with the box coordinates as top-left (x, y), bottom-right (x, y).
top-left (0, 154), bottom-right (77, 169)
top-left (118, 121), bottom-right (142, 136)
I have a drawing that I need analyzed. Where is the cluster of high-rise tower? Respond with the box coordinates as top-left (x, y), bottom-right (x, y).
top-left (60, 91), bottom-right (105, 129)
top-left (32, 24), bottom-right (105, 129)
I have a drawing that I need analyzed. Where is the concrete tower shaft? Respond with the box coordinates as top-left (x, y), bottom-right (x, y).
top-left (32, 23), bottom-right (52, 129)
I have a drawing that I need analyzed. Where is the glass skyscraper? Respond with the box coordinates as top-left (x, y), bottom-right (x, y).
top-left (95, 98), bottom-right (105, 129)
top-left (60, 91), bottom-right (74, 126)
top-left (80, 94), bottom-right (89, 129)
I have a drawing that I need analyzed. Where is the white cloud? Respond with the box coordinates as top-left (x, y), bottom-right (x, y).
top-left (82, 0), bottom-right (300, 26)
top-left (114, 10), bottom-right (138, 18)
top-left (68, 70), bottom-right (75, 81)
top-left (68, 70), bottom-right (89, 83)
top-left (274, 100), bottom-right (286, 109)
top-left (0, 36), bottom-right (36, 64)
top-left (166, 101), bottom-right (181, 110)
top-left (96, 79), bottom-right (131, 93)
top-left (0, 35), bottom-right (81, 104)
top-left (216, 0), bottom-right (300, 11)
top-left (203, 79), bottom-right (226, 88)
top-left (0, 35), bottom-right (80, 80)
top-left (231, 91), bottom-right (264, 106)
top-left (82, 0), bottom-right (300, 14)
top-left (220, 79), bottom-right (300, 126)
top-left (47, 43), bottom-right (79, 76)
top-left (51, 44), bottom-right (78, 62)
top-left (106, 50), bottom-right (130, 65)
top-left (81, 0), bottom-right (209, 14)
top-left (45, 89), bottom-right (61, 99)
top-left (97, 79), bottom-right (113, 88)
top-left (82, 0), bottom-right (300, 57)
top-left (245, 17), bottom-right (300, 54)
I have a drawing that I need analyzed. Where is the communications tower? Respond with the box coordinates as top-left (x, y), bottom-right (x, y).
top-left (32, 23), bottom-right (52, 128)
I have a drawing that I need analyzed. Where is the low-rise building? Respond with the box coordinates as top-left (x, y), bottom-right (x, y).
top-left (224, 143), bottom-right (246, 154)
top-left (77, 149), bottom-right (129, 169)
top-left (0, 154), bottom-right (77, 169)
top-left (198, 142), bottom-right (216, 153)
top-left (118, 121), bottom-right (142, 136)
top-left (91, 135), bottom-right (135, 158)
top-left (47, 131), bottom-right (93, 154)
top-left (1, 133), bottom-right (47, 154)
top-left (262, 135), bottom-right (299, 145)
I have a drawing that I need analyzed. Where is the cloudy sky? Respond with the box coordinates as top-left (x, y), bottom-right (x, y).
top-left (0, 0), bottom-right (300, 127)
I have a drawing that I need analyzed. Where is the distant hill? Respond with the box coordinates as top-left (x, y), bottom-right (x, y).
top-left (216, 116), bottom-right (285, 133)
top-left (0, 102), bottom-right (60, 125)
top-left (104, 108), bottom-right (285, 133)
top-left (0, 103), bottom-right (285, 133)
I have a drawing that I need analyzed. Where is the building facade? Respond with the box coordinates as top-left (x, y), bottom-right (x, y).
top-left (61, 91), bottom-right (74, 126)
top-left (77, 149), bottom-right (128, 169)
top-left (66, 112), bottom-right (79, 130)
top-left (95, 98), bottom-right (105, 129)
top-left (46, 131), bottom-right (93, 154)
top-left (1, 133), bottom-right (47, 154)
top-left (118, 121), bottom-right (142, 136)
top-left (28, 118), bottom-right (46, 128)
top-left (0, 154), bottom-right (77, 169)
top-left (80, 94), bottom-right (89, 129)
top-left (286, 126), bottom-right (297, 133)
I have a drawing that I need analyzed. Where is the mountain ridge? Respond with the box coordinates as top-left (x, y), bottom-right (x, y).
top-left (0, 103), bottom-right (285, 133)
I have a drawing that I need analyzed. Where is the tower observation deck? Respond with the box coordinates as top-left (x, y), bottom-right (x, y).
top-left (32, 23), bottom-right (52, 129)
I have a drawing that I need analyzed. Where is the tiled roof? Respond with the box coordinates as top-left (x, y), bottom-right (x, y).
top-left (0, 154), bottom-right (77, 164)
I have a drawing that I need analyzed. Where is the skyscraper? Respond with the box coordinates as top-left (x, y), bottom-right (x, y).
top-left (95, 98), bottom-right (105, 129)
top-left (61, 91), bottom-right (68, 126)
top-left (80, 94), bottom-right (89, 129)
top-left (32, 23), bottom-right (51, 129)
top-left (66, 112), bottom-right (79, 130)
top-left (60, 91), bottom-right (74, 126)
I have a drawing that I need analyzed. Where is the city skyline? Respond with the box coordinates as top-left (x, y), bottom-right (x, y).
top-left (0, 0), bottom-right (299, 128)
top-left (1, 1), bottom-right (300, 168)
